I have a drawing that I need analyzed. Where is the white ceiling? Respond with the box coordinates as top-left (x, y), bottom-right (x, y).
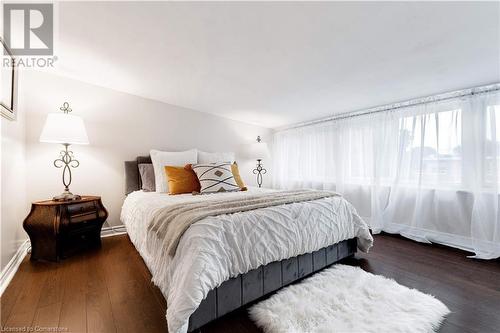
top-left (51, 1), bottom-right (499, 128)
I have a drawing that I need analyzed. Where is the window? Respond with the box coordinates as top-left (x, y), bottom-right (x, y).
top-left (397, 109), bottom-right (462, 185)
top-left (485, 105), bottom-right (500, 184)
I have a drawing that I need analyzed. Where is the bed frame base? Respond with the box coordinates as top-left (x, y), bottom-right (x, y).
top-left (188, 238), bottom-right (357, 331)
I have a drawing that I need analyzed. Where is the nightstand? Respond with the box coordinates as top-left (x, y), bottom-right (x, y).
top-left (23, 196), bottom-right (108, 261)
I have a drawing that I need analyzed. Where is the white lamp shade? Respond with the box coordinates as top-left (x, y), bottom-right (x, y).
top-left (39, 113), bottom-right (89, 145)
top-left (247, 141), bottom-right (270, 159)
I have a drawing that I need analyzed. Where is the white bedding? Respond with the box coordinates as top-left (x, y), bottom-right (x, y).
top-left (120, 187), bottom-right (373, 333)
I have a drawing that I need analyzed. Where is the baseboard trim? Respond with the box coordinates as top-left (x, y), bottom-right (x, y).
top-left (101, 225), bottom-right (128, 238)
top-left (0, 239), bottom-right (31, 296)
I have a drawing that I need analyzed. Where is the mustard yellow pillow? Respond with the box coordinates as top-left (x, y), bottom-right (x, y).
top-left (165, 165), bottom-right (201, 195)
top-left (231, 162), bottom-right (247, 191)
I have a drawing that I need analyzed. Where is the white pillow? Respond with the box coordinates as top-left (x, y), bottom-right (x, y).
top-left (150, 149), bottom-right (197, 192)
top-left (198, 151), bottom-right (235, 164)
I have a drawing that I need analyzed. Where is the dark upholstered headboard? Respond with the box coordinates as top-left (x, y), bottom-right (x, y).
top-left (124, 156), bottom-right (151, 195)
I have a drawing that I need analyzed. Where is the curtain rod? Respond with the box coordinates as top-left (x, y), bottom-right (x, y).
top-left (278, 83), bottom-right (500, 132)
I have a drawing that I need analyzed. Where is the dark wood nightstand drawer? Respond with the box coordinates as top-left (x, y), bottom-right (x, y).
top-left (67, 201), bottom-right (97, 216)
top-left (61, 227), bottom-right (101, 258)
top-left (66, 221), bottom-right (97, 235)
top-left (69, 211), bottom-right (98, 223)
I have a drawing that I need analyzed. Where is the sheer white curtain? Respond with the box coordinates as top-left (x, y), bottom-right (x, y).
top-left (273, 89), bottom-right (500, 259)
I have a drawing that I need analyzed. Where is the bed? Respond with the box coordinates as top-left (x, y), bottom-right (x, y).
top-left (121, 156), bottom-right (373, 333)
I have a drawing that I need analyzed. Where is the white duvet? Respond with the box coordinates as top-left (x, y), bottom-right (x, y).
top-left (120, 187), bottom-right (373, 333)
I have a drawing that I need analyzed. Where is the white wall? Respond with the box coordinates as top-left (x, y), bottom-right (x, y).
top-left (1, 73), bottom-right (27, 271)
top-left (22, 71), bottom-right (274, 228)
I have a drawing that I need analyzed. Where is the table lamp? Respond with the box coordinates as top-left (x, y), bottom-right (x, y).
top-left (247, 136), bottom-right (270, 188)
top-left (39, 102), bottom-right (89, 201)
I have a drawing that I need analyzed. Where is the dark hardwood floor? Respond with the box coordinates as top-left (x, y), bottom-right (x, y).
top-left (1, 234), bottom-right (499, 333)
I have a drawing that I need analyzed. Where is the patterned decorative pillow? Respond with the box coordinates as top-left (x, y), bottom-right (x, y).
top-left (191, 162), bottom-right (240, 194)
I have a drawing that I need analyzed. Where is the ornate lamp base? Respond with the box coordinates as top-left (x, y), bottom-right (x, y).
top-left (53, 190), bottom-right (81, 202)
top-left (253, 159), bottom-right (267, 188)
top-left (52, 143), bottom-right (81, 201)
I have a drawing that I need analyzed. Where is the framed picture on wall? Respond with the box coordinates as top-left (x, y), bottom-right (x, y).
top-left (1, 37), bottom-right (16, 121)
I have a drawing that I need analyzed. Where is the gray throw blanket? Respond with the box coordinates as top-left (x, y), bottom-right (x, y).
top-left (148, 189), bottom-right (339, 257)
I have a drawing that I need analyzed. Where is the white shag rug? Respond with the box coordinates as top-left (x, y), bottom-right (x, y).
top-left (249, 265), bottom-right (450, 333)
